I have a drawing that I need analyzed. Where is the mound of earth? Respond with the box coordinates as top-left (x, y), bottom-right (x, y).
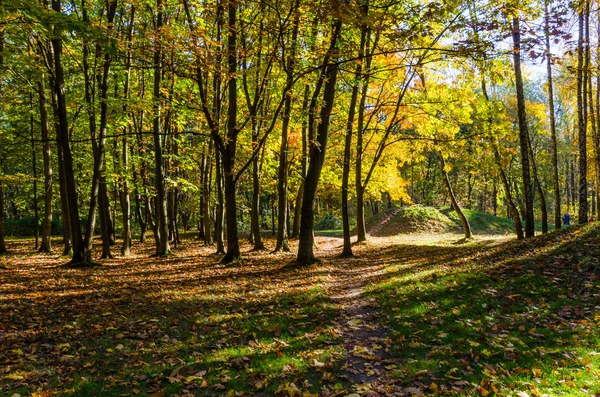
top-left (367, 205), bottom-right (516, 237)
top-left (367, 206), bottom-right (458, 236)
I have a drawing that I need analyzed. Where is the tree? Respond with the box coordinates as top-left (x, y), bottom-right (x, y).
top-left (511, 16), bottom-right (535, 238)
top-left (51, 0), bottom-right (85, 264)
top-left (297, 18), bottom-right (343, 265)
top-left (545, 0), bottom-right (561, 229)
top-left (152, 0), bottom-right (171, 256)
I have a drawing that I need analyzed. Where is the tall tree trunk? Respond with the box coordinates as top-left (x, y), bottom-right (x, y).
top-left (297, 20), bottom-right (342, 265)
top-left (512, 17), bottom-right (535, 237)
top-left (545, 0), bottom-right (561, 229)
top-left (577, 5), bottom-right (589, 223)
top-left (528, 137), bottom-right (548, 233)
top-left (493, 144), bottom-right (524, 239)
top-left (47, 50), bottom-right (71, 255)
top-left (120, 5), bottom-right (135, 256)
top-left (275, 0), bottom-right (301, 252)
top-left (250, 139), bottom-right (265, 250)
top-left (98, 181), bottom-right (113, 258)
top-left (39, 76), bottom-right (53, 252)
top-left (355, 28), bottom-right (380, 243)
top-left (82, 0), bottom-right (117, 261)
top-left (30, 93), bottom-right (39, 249)
top-left (203, 142), bottom-right (213, 245)
top-left (219, 1), bottom-right (240, 263)
top-left (439, 151), bottom-right (472, 239)
top-left (153, 0), bottom-right (171, 256)
top-left (121, 137), bottom-right (132, 255)
top-left (0, 0), bottom-right (4, 254)
top-left (595, 12), bottom-right (600, 220)
top-left (198, 150), bottom-right (206, 241)
top-left (0, 177), bottom-right (4, 254)
top-left (52, 0), bottom-right (84, 263)
top-left (341, 3), bottom-right (368, 257)
top-left (215, 150), bottom-right (225, 254)
top-left (291, 83), bottom-right (311, 239)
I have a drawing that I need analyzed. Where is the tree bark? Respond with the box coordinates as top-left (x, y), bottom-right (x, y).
top-left (297, 21), bottom-right (342, 265)
top-left (215, 150), bottom-right (225, 254)
top-left (153, 0), bottom-right (171, 256)
top-left (577, 5), bottom-right (588, 223)
top-left (203, 142), bottom-right (213, 245)
top-left (219, 1), bottom-right (240, 263)
top-left (545, 0), bottom-right (561, 229)
top-left (274, 0), bottom-right (301, 252)
top-left (0, 0), bottom-right (4, 254)
top-left (120, 5), bottom-right (135, 256)
top-left (250, 140), bottom-right (265, 250)
top-left (512, 17), bottom-right (535, 238)
top-left (528, 136), bottom-right (548, 233)
top-left (341, 3), bottom-right (368, 258)
top-left (0, 176), bottom-right (5, 254)
top-left (39, 76), bottom-right (53, 252)
top-left (82, 0), bottom-right (117, 261)
top-left (439, 151), bottom-right (472, 239)
top-left (52, 0), bottom-right (84, 263)
top-left (30, 93), bottom-right (39, 249)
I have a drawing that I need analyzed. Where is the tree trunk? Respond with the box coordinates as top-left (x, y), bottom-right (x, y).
top-left (297, 20), bottom-right (342, 265)
top-left (274, 0), bottom-right (301, 252)
top-left (291, 83), bottom-right (311, 239)
top-left (528, 137), bottom-right (548, 233)
top-left (82, 0), bottom-right (117, 262)
top-left (439, 151), bottom-right (471, 239)
top-left (0, 177), bottom-right (5, 254)
top-left (203, 142), bottom-right (213, 245)
top-left (341, 3), bottom-right (368, 258)
top-left (121, 137), bottom-right (132, 255)
top-left (272, 196), bottom-right (276, 236)
top-left (0, 0), bottom-right (4, 254)
top-left (493, 145), bottom-right (524, 239)
top-left (153, 0), bottom-right (171, 256)
top-left (215, 150), bottom-right (225, 254)
top-left (39, 76), bottom-right (53, 252)
top-left (251, 144), bottom-right (265, 250)
top-left (545, 0), bottom-right (561, 229)
top-left (30, 94), bottom-right (39, 249)
top-left (98, 181), bottom-right (113, 258)
top-left (120, 6), bottom-right (135, 256)
top-left (577, 5), bottom-right (589, 224)
top-left (219, 1), bottom-right (240, 263)
top-left (52, 0), bottom-right (84, 263)
top-left (512, 17), bottom-right (535, 238)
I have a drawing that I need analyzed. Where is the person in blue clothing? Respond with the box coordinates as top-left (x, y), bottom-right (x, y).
top-left (563, 211), bottom-right (571, 226)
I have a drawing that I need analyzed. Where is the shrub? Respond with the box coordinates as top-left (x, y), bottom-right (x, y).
top-left (315, 213), bottom-right (343, 230)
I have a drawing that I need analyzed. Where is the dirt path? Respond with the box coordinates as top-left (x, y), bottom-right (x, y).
top-left (324, 240), bottom-right (400, 396)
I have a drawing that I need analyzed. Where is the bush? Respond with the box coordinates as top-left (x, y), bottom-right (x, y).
top-left (315, 213), bottom-right (343, 230)
top-left (4, 217), bottom-right (37, 237)
top-left (3, 217), bottom-right (71, 237)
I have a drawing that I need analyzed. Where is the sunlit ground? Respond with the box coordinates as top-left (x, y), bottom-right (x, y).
top-left (1, 226), bottom-right (599, 396)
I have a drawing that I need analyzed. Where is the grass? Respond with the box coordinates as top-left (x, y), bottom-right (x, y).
top-left (366, 224), bottom-right (600, 395)
top-left (314, 229), bottom-right (343, 237)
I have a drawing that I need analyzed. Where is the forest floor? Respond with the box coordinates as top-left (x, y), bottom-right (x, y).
top-left (1, 224), bottom-right (600, 396)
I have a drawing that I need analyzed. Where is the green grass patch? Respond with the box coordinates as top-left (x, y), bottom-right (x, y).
top-left (366, 223), bottom-right (600, 395)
